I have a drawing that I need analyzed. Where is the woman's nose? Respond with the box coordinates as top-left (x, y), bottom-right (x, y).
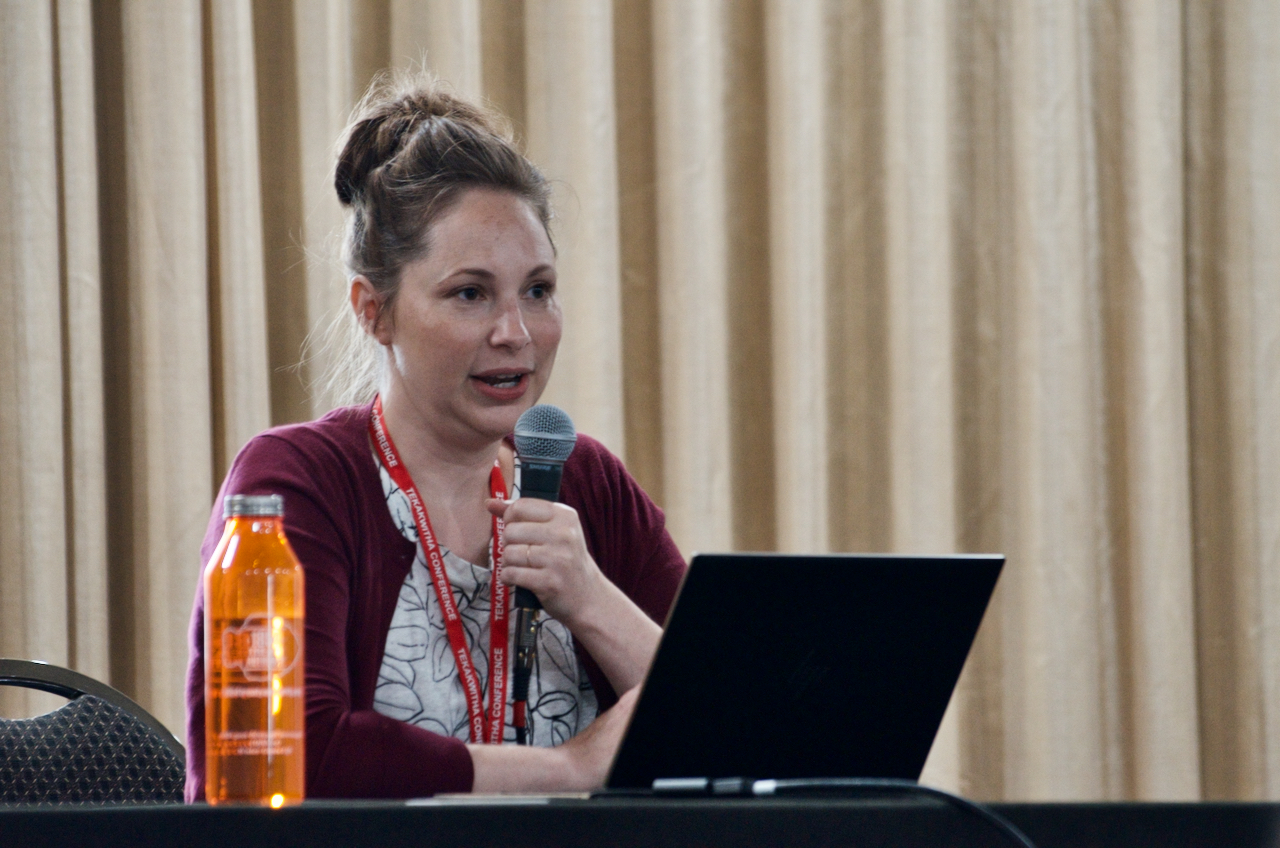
top-left (491, 299), bottom-right (531, 349)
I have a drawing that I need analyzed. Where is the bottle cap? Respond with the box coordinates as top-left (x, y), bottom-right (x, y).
top-left (223, 494), bottom-right (284, 519)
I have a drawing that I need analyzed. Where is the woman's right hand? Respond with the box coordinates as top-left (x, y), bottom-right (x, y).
top-left (556, 686), bottom-right (638, 790)
top-left (467, 686), bottom-right (639, 793)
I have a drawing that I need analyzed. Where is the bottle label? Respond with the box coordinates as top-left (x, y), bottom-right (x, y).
top-left (210, 615), bottom-right (305, 756)
top-left (220, 614), bottom-right (301, 680)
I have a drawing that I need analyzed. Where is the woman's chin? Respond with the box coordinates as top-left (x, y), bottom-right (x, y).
top-left (463, 403), bottom-right (532, 443)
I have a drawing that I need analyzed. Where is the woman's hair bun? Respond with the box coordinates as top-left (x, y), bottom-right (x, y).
top-left (334, 75), bottom-right (507, 206)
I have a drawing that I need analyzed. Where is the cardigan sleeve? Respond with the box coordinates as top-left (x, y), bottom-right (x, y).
top-left (185, 428), bottom-right (473, 802)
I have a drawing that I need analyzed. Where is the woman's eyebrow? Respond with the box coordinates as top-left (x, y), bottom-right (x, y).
top-left (440, 264), bottom-right (554, 284)
top-left (444, 267), bottom-right (496, 281)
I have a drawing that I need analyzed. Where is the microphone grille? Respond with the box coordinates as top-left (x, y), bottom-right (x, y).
top-left (514, 404), bottom-right (577, 462)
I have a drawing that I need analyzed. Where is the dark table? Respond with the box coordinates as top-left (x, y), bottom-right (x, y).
top-left (2, 797), bottom-right (1279, 847)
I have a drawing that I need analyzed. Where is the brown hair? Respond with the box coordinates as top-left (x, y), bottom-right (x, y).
top-left (319, 72), bottom-right (552, 405)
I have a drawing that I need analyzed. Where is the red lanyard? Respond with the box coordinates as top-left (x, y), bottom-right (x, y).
top-left (369, 396), bottom-right (510, 745)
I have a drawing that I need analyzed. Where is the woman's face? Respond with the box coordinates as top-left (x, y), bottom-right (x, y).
top-left (377, 188), bottom-right (561, 449)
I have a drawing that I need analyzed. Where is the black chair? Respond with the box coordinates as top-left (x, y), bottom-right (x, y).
top-left (0, 659), bottom-right (185, 804)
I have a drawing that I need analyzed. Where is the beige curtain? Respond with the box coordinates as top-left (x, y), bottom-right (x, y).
top-left (2, 0), bottom-right (1277, 802)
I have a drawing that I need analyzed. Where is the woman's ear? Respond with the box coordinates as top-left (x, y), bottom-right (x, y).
top-left (350, 276), bottom-right (392, 344)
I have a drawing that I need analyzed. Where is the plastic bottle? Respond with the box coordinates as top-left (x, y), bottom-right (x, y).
top-left (204, 494), bottom-right (306, 806)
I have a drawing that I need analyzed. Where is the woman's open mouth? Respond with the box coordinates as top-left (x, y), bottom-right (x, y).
top-left (471, 371), bottom-right (530, 400)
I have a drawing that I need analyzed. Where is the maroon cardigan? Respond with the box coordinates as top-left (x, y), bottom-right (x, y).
top-left (184, 402), bottom-right (686, 800)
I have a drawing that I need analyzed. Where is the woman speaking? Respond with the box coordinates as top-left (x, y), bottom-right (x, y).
top-left (184, 75), bottom-right (686, 799)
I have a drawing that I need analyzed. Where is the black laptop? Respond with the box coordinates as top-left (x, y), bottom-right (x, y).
top-left (605, 553), bottom-right (1004, 790)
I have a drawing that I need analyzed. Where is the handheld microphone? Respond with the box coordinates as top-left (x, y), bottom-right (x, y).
top-left (510, 404), bottom-right (577, 743)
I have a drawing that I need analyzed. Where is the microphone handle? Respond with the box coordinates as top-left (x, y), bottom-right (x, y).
top-left (510, 453), bottom-right (568, 744)
top-left (513, 460), bottom-right (565, 612)
top-left (517, 460), bottom-right (564, 502)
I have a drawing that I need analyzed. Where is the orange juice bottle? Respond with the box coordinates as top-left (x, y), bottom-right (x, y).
top-left (204, 494), bottom-right (305, 806)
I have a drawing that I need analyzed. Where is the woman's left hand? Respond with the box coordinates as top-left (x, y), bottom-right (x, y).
top-left (486, 496), bottom-right (662, 693)
top-left (486, 497), bottom-right (606, 631)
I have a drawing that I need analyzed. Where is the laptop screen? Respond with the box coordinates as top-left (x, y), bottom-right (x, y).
top-left (605, 553), bottom-right (1003, 790)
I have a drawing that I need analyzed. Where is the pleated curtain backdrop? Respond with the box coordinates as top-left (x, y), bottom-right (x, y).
top-left (1, 0), bottom-right (1277, 801)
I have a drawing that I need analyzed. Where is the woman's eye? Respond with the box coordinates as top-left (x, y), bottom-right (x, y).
top-left (527, 282), bottom-right (553, 300)
top-left (456, 286), bottom-right (482, 301)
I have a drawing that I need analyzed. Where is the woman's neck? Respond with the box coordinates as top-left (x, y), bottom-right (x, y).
top-left (378, 388), bottom-right (505, 564)
top-left (376, 384), bottom-right (496, 491)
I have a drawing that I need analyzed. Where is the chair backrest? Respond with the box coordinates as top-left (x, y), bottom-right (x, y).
top-left (0, 659), bottom-right (185, 804)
